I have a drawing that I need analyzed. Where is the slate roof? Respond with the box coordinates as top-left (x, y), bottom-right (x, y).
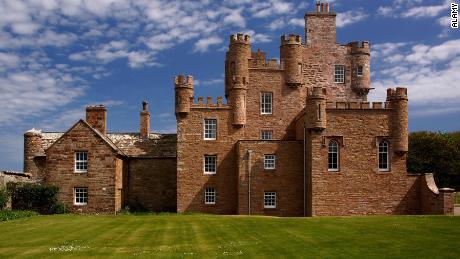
top-left (40, 131), bottom-right (176, 158)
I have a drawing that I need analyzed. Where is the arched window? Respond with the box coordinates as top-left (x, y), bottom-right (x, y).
top-left (328, 140), bottom-right (339, 171)
top-left (378, 140), bottom-right (389, 171)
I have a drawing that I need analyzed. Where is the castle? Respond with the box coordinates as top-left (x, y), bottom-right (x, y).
top-left (23, 3), bottom-right (454, 216)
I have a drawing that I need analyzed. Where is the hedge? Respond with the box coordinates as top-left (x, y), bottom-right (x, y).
top-left (6, 182), bottom-right (66, 214)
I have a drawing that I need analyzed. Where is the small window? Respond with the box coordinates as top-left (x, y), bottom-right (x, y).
top-left (204, 187), bottom-right (216, 204)
top-left (298, 63), bottom-right (302, 74)
top-left (264, 192), bottom-right (276, 208)
top-left (261, 130), bottom-right (273, 140)
top-left (260, 92), bottom-right (272, 115)
top-left (75, 152), bottom-right (88, 173)
top-left (334, 65), bottom-right (345, 83)
top-left (231, 62), bottom-right (235, 75)
top-left (74, 187), bottom-right (88, 205)
top-left (328, 140), bottom-right (339, 171)
top-left (204, 155), bottom-right (217, 174)
top-left (204, 119), bottom-right (217, 140)
top-left (378, 141), bottom-right (389, 171)
top-left (357, 66), bottom-right (363, 76)
top-left (264, 154), bottom-right (276, 170)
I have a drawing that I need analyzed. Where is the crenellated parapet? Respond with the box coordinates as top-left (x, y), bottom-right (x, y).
top-left (387, 87), bottom-right (408, 153)
top-left (174, 74), bottom-right (194, 115)
top-left (348, 41), bottom-right (370, 55)
top-left (325, 101), bottom-right (392, 109)
top-left (229, 33), bottom-right (251, 45)
top-left (191, 96), bottom-right (231, 109)
top-left (280, 34), bottom-right (303, 88)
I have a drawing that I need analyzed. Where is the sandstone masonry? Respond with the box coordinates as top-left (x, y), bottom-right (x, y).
top-left (23, 2), bottom-right (454, 215)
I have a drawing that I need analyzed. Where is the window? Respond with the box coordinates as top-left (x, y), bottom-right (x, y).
top-left (74, 187), bottom-right (88, 205)
top-left (328, 140), bottom-right (339, 171)
top-left (260, 92), bottom-right (272, 114)
top-left (357, 66), bottom-right (363, 76)
top-left (204, 119), bottom-right (217, 140)
top-left (75, 152), bottom-right (88, 173)
top-left (378, 141), bottom-right (389, 171)
top-left (204, 155), bottom-right (217, 174)
top-left (264, 192), bottom-right (276, 208)
top-left (298, 63), bottom-right (302, 74)
top-left (334, 65), bottom-right (345, 83)
top-left (264, 154), bottom-right (276, 170)
top-left (204, 188), bottom-right (216, 204)
top-left (261, 130), bottom-right (273, 140)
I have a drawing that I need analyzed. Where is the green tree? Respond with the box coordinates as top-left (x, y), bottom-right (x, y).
top-left (408, 131), bottom-right (460, 190)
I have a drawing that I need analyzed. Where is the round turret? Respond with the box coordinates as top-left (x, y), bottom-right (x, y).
top-left (23, 128), bottom-right (44, 179)
top-left (387, 87), bottom-right (408, 153)
top-left (280, 34), bottom-right (303, 88)
top-left (174, 75), bottom-right (194, 115)
top-left (305, 87), bottom-right (327, 130)
top-left (230, 76), bottom-right (247, 126)
top-left (349, 41), bottom-right (371, 96)
top-left (225, 33), bottom-right (251, 98)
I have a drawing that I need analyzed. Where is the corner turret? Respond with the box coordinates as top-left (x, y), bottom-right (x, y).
top-left (349, 41), bottom-right (371, 96)
top-left (174, 75), bottom-right (194, 115)
top-left (23, 128), bottom-right (45, 180)
top-left (387, 87), bottom-right (408, 153)
top-left (225, 33), bottom-right (251, 126)
top-left (305, 87), bottom-right (327, 131)
top-left (280, 34), bottom-right (303, 88)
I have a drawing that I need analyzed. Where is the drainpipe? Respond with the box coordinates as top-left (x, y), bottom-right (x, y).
top-left (303, 127), bottom-right (306, 217)
top-left (247, 149), bottom-right (253, 215)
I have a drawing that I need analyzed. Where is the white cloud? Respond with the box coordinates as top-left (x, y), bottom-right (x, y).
top-left (336, 10), bottom-right (368, 28)
top-left (377, 0), bottom-right (449, 19)
top-left (224, 9), bottom-right (246, 27)
top-left (370, 39), bottom-right (460, 116)
top-left (194, 36), bottom-right (223, 53)
top-left (195, 78), bottom-right (224, 86)
top-left (267, 19), bottom-right (286, 31)
top-left (288, 18), bottom-right (304, 27)
top-left (401, 4), bottom-right (447, 18)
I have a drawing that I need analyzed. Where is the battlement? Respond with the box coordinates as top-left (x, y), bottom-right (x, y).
top-left (280, 34), bottom-right (302, 46)
top-left (174, 75), bottom-right (193, 87)
top-left (24, 128), bottom-right (42, 137)
top-left (86, 105), bottom-right (107, 111)
top-left (231, 76), bottom-right (247, 85)
top-left (230, 34), bottom-right (251, 45)
top-left (191, 96), bottom-right (230, 108)
top-left (348, 41), bottom-right (370, 54)
top-left (387, 87), bottom-right (408, 100)
top-left (326, 101), bottom-right (392, 110)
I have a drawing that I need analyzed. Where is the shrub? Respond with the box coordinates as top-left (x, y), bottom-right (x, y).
top-left (0, 210), bottom-right (38, 221)
top-left (6, 182), bottom-right (64, 215)
top-left (0, 188), bottom-right (8, 209)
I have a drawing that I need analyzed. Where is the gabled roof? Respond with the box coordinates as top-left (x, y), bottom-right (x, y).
top-left (45, 119), bottom-right (125, 156)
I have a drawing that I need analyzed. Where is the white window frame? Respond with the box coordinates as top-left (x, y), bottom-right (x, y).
top-left (357, 66), bottom-right (363, 77)
top-left (260, 92), bottom-right (273, 115)
top-left (203, 119), bottom-right (217, 140)
top-left (334, 65), bottom-right (345, 83)
top-left (378, 140), bottom-right (390, 172)
top-left (75, 151), bottom-right (88, 173)
top-left (261, 130), bottom-right (273, 140)
top-left (74, 187), bottom-right (88, 205)
top-left (328, 140), bottom-right (339, 172)
top-left (264, 154), bottom-right (276, 170)
top-left (264, 191), bottom-right (276, 209)
top-left (204, 187), bottom-right (216, 204)
top-left (204, 155), bottom-right (217, 174)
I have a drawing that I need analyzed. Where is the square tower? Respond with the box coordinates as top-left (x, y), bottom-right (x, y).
top-left (305, 2), bottom-right (336, 46)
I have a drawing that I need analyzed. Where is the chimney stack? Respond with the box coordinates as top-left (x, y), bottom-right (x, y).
top-left (86, 105), bottom-right (107, 135)
top-left (140, 101), bottom-right (150, 139)
top-left (316, 1), bottom-right (320, 12)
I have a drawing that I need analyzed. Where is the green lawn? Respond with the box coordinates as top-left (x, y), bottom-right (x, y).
top-left (0, 214), bottom-right (459, 258)
top-left (455, 192), bottom-right (460, 204)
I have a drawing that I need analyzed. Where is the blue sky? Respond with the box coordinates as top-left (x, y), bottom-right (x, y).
top-left (0, 0), bottom-right (459, 171)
